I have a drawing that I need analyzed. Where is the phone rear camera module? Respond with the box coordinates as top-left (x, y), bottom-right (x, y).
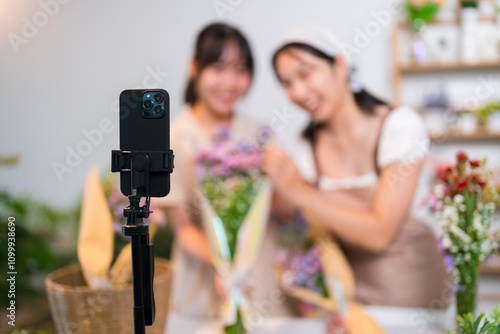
top-left (154, 105), bottom-right (165, 116)
top-left (153, 93), bottom-right (164, 103)
top-left (142, 90), bottom-right (166, 118)
top-left (143, 99), bottom-right (153, 110)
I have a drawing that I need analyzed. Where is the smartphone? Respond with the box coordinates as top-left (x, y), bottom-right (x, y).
top-left (118, 89), bottom-right (171, 197)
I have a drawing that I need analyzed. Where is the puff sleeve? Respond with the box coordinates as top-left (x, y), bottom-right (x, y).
top-left (377, 106), bottom-right (430, 169)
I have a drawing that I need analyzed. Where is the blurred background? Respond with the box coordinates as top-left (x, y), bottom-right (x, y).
top-left (1, 0), bottom-right (500, 332)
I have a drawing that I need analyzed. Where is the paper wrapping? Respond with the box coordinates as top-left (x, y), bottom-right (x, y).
top-left (77, 166), bottom-right (114, 289)
top-left (200, 182), bottom-right (271, 329)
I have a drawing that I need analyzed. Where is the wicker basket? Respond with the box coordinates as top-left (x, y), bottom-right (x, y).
top-left (45, 258), bottom-right (172, 334)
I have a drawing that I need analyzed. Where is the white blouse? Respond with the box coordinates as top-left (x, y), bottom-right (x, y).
top-left (288, 105), bottom-right (431, 215)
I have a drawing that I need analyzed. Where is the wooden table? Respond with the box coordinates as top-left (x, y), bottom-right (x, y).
top-left (164, 305), bottom-right (455, 334)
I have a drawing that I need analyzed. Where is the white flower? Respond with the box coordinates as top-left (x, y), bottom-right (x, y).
top-left (485, 202), bottom-right (496, 213)
top-left (442, 236), bottom-right (452, 249)
top-left (459, 204), bottom-right (467, 212)
top-left (453, 270), bottom-right (460, 284)
top-left (453, 194), bottom-right (465, 204)
top-left (443, 205), bottom-right (459, 224)
top-left (473, 212), bottom-right (484, 233)
top-left (433, 184), bottom-right (445, 198)
top-left (464, 253), bottom-right (471, 262)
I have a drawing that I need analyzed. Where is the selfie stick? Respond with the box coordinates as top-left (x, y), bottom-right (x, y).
top-left (111, 150), bottom-right (174, 334)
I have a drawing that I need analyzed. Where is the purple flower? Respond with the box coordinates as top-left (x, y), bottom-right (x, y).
top-left (237, 141), bottom-right (253, 154)
top-left (256, 126), bottom-right (272, 146)
top-left (444, 254), bottom-right (454, 273)
top-left (213, 125), bottom-right (231, 142)
top-left (295, 211), bottom-right (309, 231)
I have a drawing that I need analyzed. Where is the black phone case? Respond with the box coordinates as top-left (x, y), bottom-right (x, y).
top-left (119, 89), bottom-right (170, 197)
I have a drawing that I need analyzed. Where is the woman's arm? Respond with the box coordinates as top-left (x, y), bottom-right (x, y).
top-left (270, 188), bottom-right (297, 219)
top-left (264, 146), bottom-right (424, 253)
top-left (164, 205), bottom-right (213, 264)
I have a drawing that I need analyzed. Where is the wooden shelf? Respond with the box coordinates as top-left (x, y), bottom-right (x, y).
top-left (429, 17), bottom-right (497, 26)
top-left (430, 125), bottom-right (500, 141)
top-left (399, 59), bottom-right (500, 73)
top-left (392, 21), bottom-right (500, 104)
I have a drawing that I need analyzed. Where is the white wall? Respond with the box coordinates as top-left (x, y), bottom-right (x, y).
top-left (0, 0), bottom-right (401, 207)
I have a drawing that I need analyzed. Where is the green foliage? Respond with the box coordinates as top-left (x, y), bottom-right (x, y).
top-left (405, 1), bottom-right (440, 32)
top-left (478, 101), bottom-right (500, 124)
top-left (201, 175), bottom-right (260, 260)
top-left (0, 191), bottom-right (79, 307)
top-left (449, 307), bottom-right (500, 334)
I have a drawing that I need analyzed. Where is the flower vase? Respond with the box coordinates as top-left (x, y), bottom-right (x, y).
top-left (487, 112), bottom-right (500, 133)
top-left (410, 30), bottom-right (427, 64)
top-left (460, 6), bottom-right (479, 63)
top-left (455, 260), bottom-right (479, 317)
top-left (457, 113), bottom-right (478, 134)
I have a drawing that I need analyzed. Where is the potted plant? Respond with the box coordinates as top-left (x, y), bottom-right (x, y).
top-left (448, 307), bottom-right (500, 333)
top-left (404, 0), bottom-right (444, 63)
top-left (478, 101), bottom-right (500, 134)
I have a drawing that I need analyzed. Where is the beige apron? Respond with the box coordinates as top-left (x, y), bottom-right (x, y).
top-left (324, 185), bottom-right (452, 309)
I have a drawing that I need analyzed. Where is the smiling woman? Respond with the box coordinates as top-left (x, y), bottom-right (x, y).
top-left (154, 22), bottom-right (299, 323)
top-left (185, 22), bottom-right (254, 121)
top-left (266, 26), bottom-right (451, 315)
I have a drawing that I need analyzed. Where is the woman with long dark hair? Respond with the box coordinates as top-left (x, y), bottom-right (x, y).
top-left (156, 22), bottom-right (297, 322)
top-left (264, 26), bottom-right (451, 314)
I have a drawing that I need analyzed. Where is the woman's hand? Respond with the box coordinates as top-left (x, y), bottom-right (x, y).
top-left (326, 312), bottom-right (349, 334)
top-left (263, 145), bottom-right (309, 205)
top-left (214, 271), bottom-right (255, 302)
top-left (214, 271), bottom-right (228, 301)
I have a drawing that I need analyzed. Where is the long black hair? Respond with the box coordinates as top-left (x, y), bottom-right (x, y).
top-left (272, 43), bottom-right (389, 143)
top-left (185, 23), bottom-right (254, 106)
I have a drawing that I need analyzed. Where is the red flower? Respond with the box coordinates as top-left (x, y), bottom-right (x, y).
top-left (471, 173), bottom-right (488, 188)
top-left (454, 178), bottom-right (470, 192)
top-left (470, 160), bottom-right (482, 168)
top-left (456, 151), bottom-right (469, 162)
top-left (437, 165), bottom-right (453, 182)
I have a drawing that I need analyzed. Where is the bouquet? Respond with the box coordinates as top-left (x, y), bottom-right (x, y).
top-left (274, 211), bottom-right (386, 333)
top-left (428, 151), bottom-right (499, 317)
top-left (196, 126), bottom-right (271, 334)
top-left (274, 211), bottom-right (334, 316)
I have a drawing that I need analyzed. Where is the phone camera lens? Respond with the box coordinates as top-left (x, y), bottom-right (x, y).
top-left (143, 99), bottom-right (153, 110)
top-left (153, 93), bottom-right (164, 103)
top-left (154, 105), bottom-right (164, 115)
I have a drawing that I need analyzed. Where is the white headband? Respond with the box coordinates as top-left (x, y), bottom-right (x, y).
top-left (277, 25), bottom-right (363, 93)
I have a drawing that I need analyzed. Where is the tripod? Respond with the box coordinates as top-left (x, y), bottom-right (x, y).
top-left (112, 150), bottom-right (174, 334)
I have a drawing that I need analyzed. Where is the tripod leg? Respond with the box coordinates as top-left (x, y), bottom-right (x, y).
top-left (130, 234), bottom-right (146, 334)
top-left (142, 240), bottom-right (156, 326)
